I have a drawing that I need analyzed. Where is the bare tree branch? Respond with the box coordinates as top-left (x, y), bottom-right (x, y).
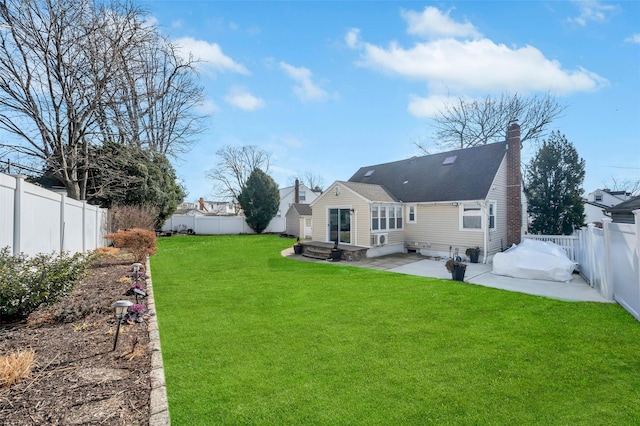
top-left (415, 92), bottom-right (567, 153)
top-left (206, 145), bottom-right (271, 202)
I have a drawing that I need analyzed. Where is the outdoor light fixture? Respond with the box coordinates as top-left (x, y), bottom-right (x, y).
top-left (111, 300), bottom-right (133, 351)
top-left (131, 263), bottom-right (143, 272)
top-left (334, 186), bottom-right (340, 196)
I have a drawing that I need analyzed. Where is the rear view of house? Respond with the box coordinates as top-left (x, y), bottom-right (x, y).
top-left (309, 123), bottom-right (524, 262)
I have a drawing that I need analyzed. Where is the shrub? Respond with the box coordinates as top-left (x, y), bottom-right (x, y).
top-left (109, 205), bottom-right (158, 232)
top-left (104, 228), bottom-right (157, 263)
top-left (0, 247), bottom-right (91, 321)
top-left (0, 349), bottom-right (35, 388)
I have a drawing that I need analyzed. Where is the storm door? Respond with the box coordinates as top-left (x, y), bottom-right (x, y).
top-left (328, 208), bottom-right (351, 244)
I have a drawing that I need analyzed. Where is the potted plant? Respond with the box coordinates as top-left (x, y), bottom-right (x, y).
top-left (293, 237), bottom-right (303, 255)
top-left (465, 246), bottom-right (480, 263)
top-left (445, 258), bottom-right (467, 281)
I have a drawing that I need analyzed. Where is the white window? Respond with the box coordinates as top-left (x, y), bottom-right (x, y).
top-left (462, 203), bottom-right (482, 229)
top-left (372, 207), bottom-right (379, 230)
top-left (595, 194), bottom-right (603, 202)
top-left (489, 202), bottom-right (496, 229)
top-left (389, 207), bottom-right (396, 229)
top-left (407, 205), bottom-right (416, 223)
top-left (300, 191), bottom-right (306, 201)
top-left (461, 202), bottom-right (496, 230)
top-left (372, 205), bottom-right (404, 231)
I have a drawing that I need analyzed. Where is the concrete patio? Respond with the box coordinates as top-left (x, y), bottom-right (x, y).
top-left (284, 250), bottom-right (611, 303)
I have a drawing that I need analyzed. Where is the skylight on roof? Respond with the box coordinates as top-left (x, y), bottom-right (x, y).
top-left (442, 155), bottom-right (457, 165)
top-left (364, 169), bottom-right (375, 177)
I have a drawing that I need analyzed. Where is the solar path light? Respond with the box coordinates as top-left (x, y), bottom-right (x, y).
top-left (111, 300), bottom-right (133, 351)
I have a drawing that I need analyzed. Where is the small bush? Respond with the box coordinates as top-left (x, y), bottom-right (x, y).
top-left (0, 349), bottom-right (35, 388)
top-left (0, 248), bottom-right (91, 321)
top-left (104, 228), bottom-right (157, 263)
top-left (109, 205), bottom-right (158, 232)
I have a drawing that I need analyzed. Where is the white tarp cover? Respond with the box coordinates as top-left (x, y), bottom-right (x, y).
top-left (492, 239), bottom-right (577, 282)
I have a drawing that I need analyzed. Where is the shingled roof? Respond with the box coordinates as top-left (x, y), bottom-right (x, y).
top-left (605, 195), bottom-right (640, 214)
top-left (341, 181), bottom-right (398, 202)
top-left (291, 203), bottom-right (312, 216)
top-left (348, 142), bottom-right (508, 203)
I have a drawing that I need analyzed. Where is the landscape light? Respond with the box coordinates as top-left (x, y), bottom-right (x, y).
top-left (111, 300), bottom-right (133, 351)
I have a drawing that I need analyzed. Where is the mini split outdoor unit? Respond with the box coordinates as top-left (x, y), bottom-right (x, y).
top-left (373, 233), bottom-right (388, 246)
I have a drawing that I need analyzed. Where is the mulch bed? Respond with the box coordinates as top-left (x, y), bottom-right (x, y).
top-left (0, 257), bottom-right (152, 425)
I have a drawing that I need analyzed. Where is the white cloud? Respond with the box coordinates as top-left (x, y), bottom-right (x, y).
top-left (279, 62), bottom-right (329, 102)
top-left (197, 99), bottom-right (220, 114)
top-left (401, 6), bottom-right (481, 39)
top-left (282, 137), bottom-right (304, 148)
top-left (348, 6), bottom-right (608, 98)
top-left (224, 87), bottom-right (265, 111)
top-left (625, 33), bottom-right (640, 44)
top-left (407, 94), bottom-right (451, 118)
top-left (567, 0), bottom-right (618, 27)
top-left (345, 28), bottom-right (361, 48)
top-left (358, 38), bottom-right (607, 94)
top-left (175, 37), bottom-right (250, 75)
top-left (171, 20), bottom-right (183, 29)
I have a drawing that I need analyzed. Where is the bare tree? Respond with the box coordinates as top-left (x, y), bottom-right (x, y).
top-left (207, 145), bottom-right (271, 202)
top-left (301, 172), bottom-right (324, 192)
top-left (96, 33), bottom-right (206, 157)
top-left (0, 0), bottom-right (152, 199)
top-left (603, 177), bottom-right (640, 196)
top-left (0, 0), bottom-right (205, 201)
top-left (415, 92), bottom-right (567, 152)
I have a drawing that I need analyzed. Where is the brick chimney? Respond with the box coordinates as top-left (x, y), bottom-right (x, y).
top-left (294, 178), bottom-right (300, 204)
top-left (506, 122), bottom-right (522, 247)
top-left (199, 197), bottom-right (205, 211)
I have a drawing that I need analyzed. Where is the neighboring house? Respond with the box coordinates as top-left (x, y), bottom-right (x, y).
top-left (605, 195), bottom-right (640, 224)
top-left (309, 123), bottom-right (523, 262)
top-left (285, 203), bottom-right (313, 239)
top-left (177, 198), bottom-right (236, 216)
top-left (583, 189), bottom-right (633, 225)
top-left (277, 179), bottom-right (320, 218)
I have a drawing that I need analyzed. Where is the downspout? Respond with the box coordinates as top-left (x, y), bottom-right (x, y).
top-left (352, 209), bottom-right (357, 246)
top-left (482, 201), bottom-right (489, 264)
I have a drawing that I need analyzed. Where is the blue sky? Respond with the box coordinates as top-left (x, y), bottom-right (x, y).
top-left (142, 0), bottom-right (640, 200)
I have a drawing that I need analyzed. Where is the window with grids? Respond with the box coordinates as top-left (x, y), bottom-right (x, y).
top-left (371, 205), bottom-right (403, 231)
top-left (407, 205), bottom-right (416, 223)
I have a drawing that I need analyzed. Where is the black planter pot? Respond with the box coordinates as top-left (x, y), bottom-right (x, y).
top-left (293, 244), bottom-right (303, 255)
top-left (330, 249), bottom-right (342, 262)
top-left (469, 252), bottom-right (479, 263)
top-left (451, 265), bottom-right (466, 281)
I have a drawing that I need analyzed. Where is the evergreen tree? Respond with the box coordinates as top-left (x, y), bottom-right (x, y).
top-left (85, 142), bottom-right (186, 229)
top-left (238, 168), bottom-right (280, 234)
top-left (525, 131), bottom-right (585, 235)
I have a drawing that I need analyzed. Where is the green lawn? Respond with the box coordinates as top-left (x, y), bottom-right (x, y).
top-left (151, 235), bottom-right (640, 425)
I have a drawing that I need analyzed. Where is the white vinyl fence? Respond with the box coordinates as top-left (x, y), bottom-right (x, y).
top-left (0, 173), bottom-right (108, 257)
top-left (603, 218), bottom-right (640, 320)
top-left (522, 234), bottom-right (579, 262)
top-left (162, 214), bottom-right (286, 235)
top-left (524, 214), bottom-right (640, 321)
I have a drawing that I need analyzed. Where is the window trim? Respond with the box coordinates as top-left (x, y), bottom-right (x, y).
top-left (371, 204), bottom-right (404, 232)
top-left (406, 204), bottom-right (417, 224)
top-left (459, 201), bottom-right (496, 231)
